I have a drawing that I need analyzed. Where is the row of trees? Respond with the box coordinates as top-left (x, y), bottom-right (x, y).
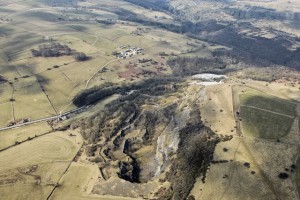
top-left (167, 57), bottom-right (227, 76)
top-left (73, 77), bottom-right (180, 107)
top-left (95, 19), bottom-right (116, 25)
top-left (122, 0), bottom-right (170, 13)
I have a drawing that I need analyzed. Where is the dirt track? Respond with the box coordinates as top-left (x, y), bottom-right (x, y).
top-left (229, 84), bottom-right (283, 200)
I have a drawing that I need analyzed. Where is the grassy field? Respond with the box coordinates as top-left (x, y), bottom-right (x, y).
top-left (0, 162), bottom-right (69, 200)
top-left (199, 83), bottom-right (236, 135)
top-left (0, 82), bottom-right (13, 126)
top-left (0, 131), bottom-right (82, 200)
top-left (50, 163), bottom-right (98, 200)
top-left (0, 122), bottom-right (52, 150)
top-left (50, 163), bottom-right (139, 200)
top-left (14, 76), bottom-right (57, 117)
top-left (243, 138), bottom-right (298, 200)
top-left (0, 0), bottom-right (197, 127)
top-left (0, 103), bottom-right (12, 127)
top-left (240, 106), bottom-right (295, 139)
top-left (240, 90), bottom-right (297, 117)
top-left (0, 131), bottom-right (81, 171)
top-left (239, 89), bottom-right (297, 139)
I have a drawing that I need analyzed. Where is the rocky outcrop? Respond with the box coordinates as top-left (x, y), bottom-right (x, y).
top-left (155, 108), bottom-right (190, 176)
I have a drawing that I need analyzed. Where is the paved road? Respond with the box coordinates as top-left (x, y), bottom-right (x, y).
top-left (1, 58), bottom-right (120, 133)
top-left (0, 106), bottom-right (85, 132)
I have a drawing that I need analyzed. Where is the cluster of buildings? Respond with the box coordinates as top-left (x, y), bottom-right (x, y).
top-left (115, 46), bottom-right (143, 59)
top-left (7, 118), bottom-right (30, 127)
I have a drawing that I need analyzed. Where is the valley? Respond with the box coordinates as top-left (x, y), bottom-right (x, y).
top-left (0, 0), bottom-right (299, 200)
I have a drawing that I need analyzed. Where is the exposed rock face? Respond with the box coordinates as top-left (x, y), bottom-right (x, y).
top-left (115, 101), bottom-right (219, 199)
top-left (120, 104), bottom-right (178, 183)
top-left (155, 108), bottom-right (190, 176)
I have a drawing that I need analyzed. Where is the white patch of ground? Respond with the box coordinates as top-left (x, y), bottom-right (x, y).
top-left (155, 108), bottom-right (190, 176)
top-left (190, 81), bottom-right (225, 86)
top-left (192, 73), bottom-right (228, 81)
top-left (190, 73), bottom-right (228, 86)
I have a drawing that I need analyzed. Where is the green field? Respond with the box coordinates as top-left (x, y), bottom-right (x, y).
top-left (240, 91), bottom-right (297, 117)
top-left (240, 106), bottom-right (295, 139)
top-left (240, 90), bottom-right (297, 139)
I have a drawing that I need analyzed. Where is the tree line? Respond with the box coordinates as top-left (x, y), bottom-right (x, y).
top-left (31, 42), bottom-right (88, 61)
top-left (73, 77), bottom-right (180, 107)
top-left (167, 56), bottom-right (228, 76)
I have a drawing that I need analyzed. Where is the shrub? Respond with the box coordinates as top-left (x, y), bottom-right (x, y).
top-left (74, 52), bottom-right (88, 61)
top-left (278, 172), bottom-right (289, 179)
